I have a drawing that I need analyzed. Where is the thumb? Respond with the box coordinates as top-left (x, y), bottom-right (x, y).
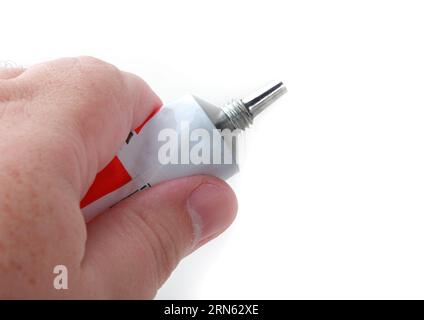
top-left (81, 175), bottom-right (237, 299)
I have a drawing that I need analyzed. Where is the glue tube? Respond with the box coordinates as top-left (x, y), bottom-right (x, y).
top-left (81, 81), bottom-right (287, 221)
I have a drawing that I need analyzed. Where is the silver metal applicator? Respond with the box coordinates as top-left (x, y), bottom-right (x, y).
top-left (195, 81), bottom-right (287, 131)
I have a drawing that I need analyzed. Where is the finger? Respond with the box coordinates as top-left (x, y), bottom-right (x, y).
top-left (81, 175), bottom-right (238, 299)
top-left (0, 67), bottom-right (25, 79)
top-left (14, 56), bottom-right (162, 196)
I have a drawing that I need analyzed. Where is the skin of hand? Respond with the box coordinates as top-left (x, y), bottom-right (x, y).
top-left (0, 57), bottom-right (237, 299)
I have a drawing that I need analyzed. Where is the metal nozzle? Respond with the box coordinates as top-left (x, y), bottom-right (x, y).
top-left (222, 80), bottom-right (287, 130)
top-left (242, 81), bottom-right (287, 117)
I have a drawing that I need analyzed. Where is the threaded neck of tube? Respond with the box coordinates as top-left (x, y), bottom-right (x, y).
top-left (221, 99), bottom-right (253, 131)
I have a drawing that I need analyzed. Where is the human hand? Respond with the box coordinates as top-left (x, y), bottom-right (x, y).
top-left (0, 57), bottom-right (237, 299)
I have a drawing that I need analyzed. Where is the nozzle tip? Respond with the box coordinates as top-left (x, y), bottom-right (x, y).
top-left (242, 80), bottom-right (287, 117)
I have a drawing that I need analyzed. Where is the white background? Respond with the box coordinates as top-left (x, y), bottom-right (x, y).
top-left (2, 0), bottom-right (424, 299)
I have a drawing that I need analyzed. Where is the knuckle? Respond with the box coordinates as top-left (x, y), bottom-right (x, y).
top-left (0, 79), bottom-right (33, 103)
top-left (123, 208), bottom-right (184, 285)
top-left (72, 57), bottom-right (126, 106)
top-left (76, 56), bottom-right (120, 77)
top-left (27, 57), bottom-right (127, 120)
top-left (74, 56), bottom-right (122, 90)
top-left (75, 55), bottom-right (106, 66)
top-left (148, 218), bottom-right (181, 280)
top-left (0, 81), bottom-right (14, 102)
top-left (33, 56), bottom-right (124, 100)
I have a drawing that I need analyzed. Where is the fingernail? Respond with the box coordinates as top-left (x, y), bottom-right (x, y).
top-left (187, 183), bottom-right (237, 246)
